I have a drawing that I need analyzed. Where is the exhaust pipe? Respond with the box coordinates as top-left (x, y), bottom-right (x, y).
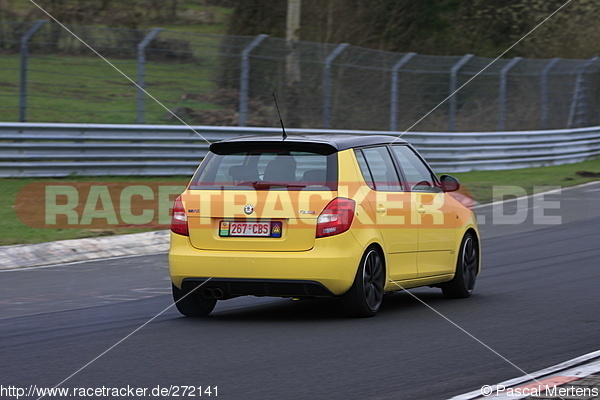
top-left (203, 288), bottom-right (226, 299)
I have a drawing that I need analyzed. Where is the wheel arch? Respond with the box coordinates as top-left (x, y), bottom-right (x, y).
top-left (363, 241), bottom-right (387, 280)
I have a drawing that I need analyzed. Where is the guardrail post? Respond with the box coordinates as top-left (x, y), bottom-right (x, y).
top-left (238, 34), bottom-right (269, 127)
top-left (540, 57), bottom-right (560, 130)
top-left (567, 56), bottom-right (599, 128)
top-left (19, 20), bottom-right (46, 123)
top-left (136, 28), bottom-right (163, 124)
top-left (498, 57), bottom-right (522, 131)
top-left (323, 43), bottom-right (349, 129)
top-left (448, 54), bottom-right (473, 132)
top-left (390, 52), bottom-right (416, 131)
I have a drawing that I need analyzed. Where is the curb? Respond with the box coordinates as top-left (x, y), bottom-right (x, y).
top-left (450, 350), bottom-right (600, 399)
top-left (0, 230), bottom-right (169, 270)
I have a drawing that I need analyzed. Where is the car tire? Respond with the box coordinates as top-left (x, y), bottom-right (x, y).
top-left (341, 247), bottom-right (385, 317)
top-left (441, 232), bottom-right (479, 299)
top-left (172, 283), bottom-right (217, 317)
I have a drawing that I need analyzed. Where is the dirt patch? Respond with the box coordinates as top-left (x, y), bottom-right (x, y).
top-left (576, 170), bottom-right (600, 178)
top-left (166, 89), bottom-right (271, 126)
top-left (180, 89), bottom-right (239, 109)
top-left (165, 107), bottom-right (238, 125)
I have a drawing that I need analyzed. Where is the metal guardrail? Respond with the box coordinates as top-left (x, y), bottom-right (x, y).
top-left (0, 123), bottom-right (599, 177)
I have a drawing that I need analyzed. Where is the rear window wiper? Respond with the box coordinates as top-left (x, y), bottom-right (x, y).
top-left (251, 181), bottom-right (306, 189)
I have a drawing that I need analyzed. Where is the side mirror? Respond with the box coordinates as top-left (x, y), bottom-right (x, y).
top-left (440, 174), bottom-right (460, 192)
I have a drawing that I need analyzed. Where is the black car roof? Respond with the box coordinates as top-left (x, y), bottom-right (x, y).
top-left (210, 134), bottom-right (407, 154)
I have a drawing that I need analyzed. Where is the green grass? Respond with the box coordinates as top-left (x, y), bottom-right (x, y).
top-left (450, 157), bottom-right (600, 203)
top-left (1, 159), bottom-right (599, 246)
top-left (0, 53), bottom-right (222, 124)
top-left (1, 1), bottom-right (236, 124)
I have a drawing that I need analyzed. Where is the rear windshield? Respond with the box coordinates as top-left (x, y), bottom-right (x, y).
top-left (189, 149), bottom-right (338, 191)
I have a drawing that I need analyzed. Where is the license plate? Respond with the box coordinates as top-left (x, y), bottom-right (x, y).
top-left (219, 221), bottom-right (282, 238)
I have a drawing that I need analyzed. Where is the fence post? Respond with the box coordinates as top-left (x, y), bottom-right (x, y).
top-left (238, 34), bottom-right (269, 127)
top-left (448, 54), bottom-right (473, 132)
top-left (498, 57), bottom-right (522, 131)
top-left (540, 57), bottom-right (560, 130)
top-left (19, 20), bottom-right (46, 123)
top-left (390, 52), bottom-right (416, 131)
top-left (323, 43), bottom-right (349, 129)
top-left (567, 56), bottom-right (599, 128)
top-left (136, 28), bottom-right (163, 124)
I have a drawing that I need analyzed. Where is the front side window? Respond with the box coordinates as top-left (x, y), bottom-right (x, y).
top-left (355, 147), bottom-right (402, 191)
top-left (190, 149), bottom-right (337, 191)
top-left (392, 145), bottom-right (437, 191)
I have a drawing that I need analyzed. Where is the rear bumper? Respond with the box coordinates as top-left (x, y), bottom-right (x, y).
top-left (182, 278), bottom-right (334, 298)
top-left (169, 232), bottom-right (364, 296)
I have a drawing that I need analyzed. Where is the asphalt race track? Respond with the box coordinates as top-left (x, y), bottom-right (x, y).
top-left (1, 182), bottom-right (599, 400)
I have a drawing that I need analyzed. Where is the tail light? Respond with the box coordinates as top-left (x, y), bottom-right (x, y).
top-left (170, 195), bottom-right (189, 236)
top-left (316, 197), bottom-right (356, 238)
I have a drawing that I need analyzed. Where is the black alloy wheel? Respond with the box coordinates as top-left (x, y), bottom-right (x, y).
top-left (441, 232), bottom-right (479, 299)
top-left (341, 248), bottom-right (385, 317)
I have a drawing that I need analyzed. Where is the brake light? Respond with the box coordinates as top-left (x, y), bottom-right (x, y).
top-left (170, 195), bottom-right (189, 236)
top-left (316, 198), bottom-right (355, 238)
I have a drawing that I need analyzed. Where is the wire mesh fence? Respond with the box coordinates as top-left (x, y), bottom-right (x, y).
top-left (1, 20), bottom-right (600, 132)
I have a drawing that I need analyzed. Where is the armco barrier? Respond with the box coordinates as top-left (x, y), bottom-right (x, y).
top-left (0, 123), bottom-right (599, 177)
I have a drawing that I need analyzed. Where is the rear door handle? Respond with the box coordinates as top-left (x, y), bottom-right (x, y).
top-left (417, 205), bottom-right (426, 214)
top-left (376, 205), bottom-right (386, 214)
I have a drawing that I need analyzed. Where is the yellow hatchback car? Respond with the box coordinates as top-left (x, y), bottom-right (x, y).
top-left (169, 134), bottom-right (480, 317)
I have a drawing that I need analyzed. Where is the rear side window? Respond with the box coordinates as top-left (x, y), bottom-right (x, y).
top-left (190, 150), bottom-right (337, 191)
top-left (355, 147), bottom-right (403, 191)
top-left (354, 150), bottom-right (374, 189)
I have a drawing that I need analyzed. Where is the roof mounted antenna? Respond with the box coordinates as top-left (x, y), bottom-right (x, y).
top-left (272, 93), bottom-right (287, 140)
